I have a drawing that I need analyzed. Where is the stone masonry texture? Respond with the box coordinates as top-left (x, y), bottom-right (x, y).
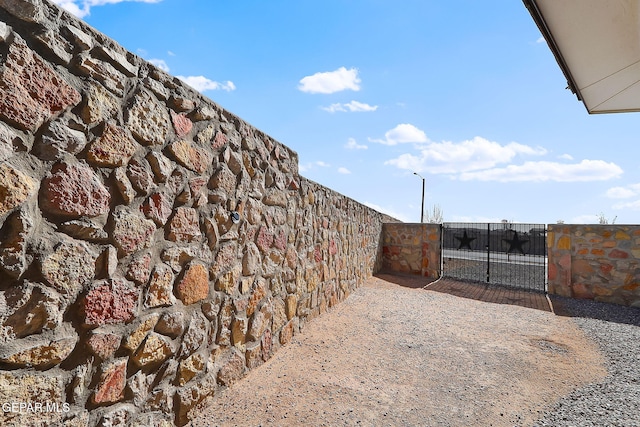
top-left (0, 1), bottom-right (394, 425)
top-left (381, 223), bottom-right (441, 279)
top-left (547, 224), bottom-right (640, 307)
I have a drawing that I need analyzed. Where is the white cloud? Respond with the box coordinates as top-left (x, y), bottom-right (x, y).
top-left (148, 59), bottom-right (170, 72)
top-left (369, 123), bottom-right (428, 146)
top-left (559, 153), bottom-right (574, 160)
top-left (536, 36), bottom-right (546, 44)
top-left (298, 67), bottom-right (361, 94)
top-left (613, 199), bottom-right (640, 210)
top-left (458, 159), bottom-right (623, 182)
top-left (322, 101), bottom-right (378, 113)
top-left (344, 138), bottom-right (368, 150)
top-left (316, 161), bottom-right (331, 168)
top-left (385, 136), bottom-right (547, 173)
top-left (606, 186), bottom-right (638, 199)
top-left (177, 76), bottom-right (236, 92)
top-left (337, 167), bottom-right (351, 174)
top-left (167, 51), bottom-right (176, 56)
top-left (51, 0), bottom-right (162, 18)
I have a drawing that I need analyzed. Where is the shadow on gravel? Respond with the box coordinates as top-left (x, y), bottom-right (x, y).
top-left (424, 277), bottom-right (552, 312)
top-left (374, 271), bottom-right (434, 289)
top-left (374, 273), bottom-right (552, 312)
top-left (549, 295), bottom-right (640, 327)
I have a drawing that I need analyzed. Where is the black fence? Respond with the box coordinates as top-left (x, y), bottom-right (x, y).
top-left (441, 222), bottom-right (547, 293)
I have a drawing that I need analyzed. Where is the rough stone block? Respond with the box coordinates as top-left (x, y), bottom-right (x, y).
top-left (154, 311), bottom-right (184, 338)
top-left (216, 348), bottom-right (245, 386)
top-left (168, 139), bottom-right (213, 174)
top-left (171, 110), bottom-right (193, 137)
top-left (111, 206), bottom-right (156, 255)
top-left (0, 37), bottom-right (81, 131)
top-left (125, 89), bottom-right (170, 146)
top-left (0, 371), bottom-right (66, 427)
top-left (146, 150), bottom-right (174, 182)
top-left (123, 314), bottom-right (159, 353)
top-left (34, 120), bottom-right (87, 160)
top-left (175, 352), bottom-right (205, 386)
top-left (132, 332), bottom-right (173, 368)
top-left (59, 219), bottom-right (109, 243)
top-left (0, 163), bottom-right (37, 216)
top-left (127, 156), bottom-right (157, 195)
top-left (0, 208), bottom-right (34, 278)
top-left (179, 313), bottom-right (207, 358)
top-left (168, 207), bottom-right (201, 243)
top-left (1, 282), bottom-right (60, 339)
top-left (35, 28), bottom-right (73, 64)
top-left (81, 279), bottom-right (139, 327)
top-left (87, 332), bottom-right (121, 360)
top-left (113, 166), bottom-right (136, 204)
top-left (144, 263), bottom-right (176, 308)
top-left (175, 263), bottom-right (209, 305)
top-left (94, 45), bottom-right (138, 77)
top-left (41, 239), bottom-right (96, 298)
top-left (125, 252), bottom-right (152, 285)
top-left (76, 53), bottom-right (126, 96)
top-left (87, 122), bottom-right (139, 167)
top-left (93, 357), bottom-right (128, 404)
top-left (0, 329), bottom-right (78, 368)
top-left (82, 81), bottom-right (119, 124)
top-left (215, 263), bottom-right (241, 294)
top-left (41, 161), bottom-right (110, 218)
top-left (141, 191), bottom-right (173, 226)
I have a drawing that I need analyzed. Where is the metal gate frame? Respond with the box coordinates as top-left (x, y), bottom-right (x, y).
top-left (441, 222), bottom-right (547, 293)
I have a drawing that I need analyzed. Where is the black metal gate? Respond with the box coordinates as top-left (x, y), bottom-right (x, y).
top-left (441, 222), bottom-right (547, 293)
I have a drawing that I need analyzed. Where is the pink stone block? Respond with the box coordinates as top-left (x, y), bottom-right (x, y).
top-left (82, 279), bottom-right (139, 327)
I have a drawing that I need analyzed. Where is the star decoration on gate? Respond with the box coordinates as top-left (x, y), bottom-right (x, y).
top-left (454, 230), bottom-right (476, 250)
top-left (502, 231), bottom-right (529, 254)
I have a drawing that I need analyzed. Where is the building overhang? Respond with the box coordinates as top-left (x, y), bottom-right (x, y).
top-left (524, 0), bottom-right (640, 113)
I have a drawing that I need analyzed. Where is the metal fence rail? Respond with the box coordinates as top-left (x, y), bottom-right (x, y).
top-left (442, 222), bottom-right (547, 293)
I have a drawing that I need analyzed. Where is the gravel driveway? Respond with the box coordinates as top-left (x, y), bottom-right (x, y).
top-left (188, 274), bottom-right (640, 427)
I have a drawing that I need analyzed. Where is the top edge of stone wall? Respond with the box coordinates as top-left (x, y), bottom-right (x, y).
top-left (0, 0), bottom-right (298, 164)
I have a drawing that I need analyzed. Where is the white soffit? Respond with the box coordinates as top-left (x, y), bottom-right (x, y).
top-left (527, 0), bottom-right (640, 113)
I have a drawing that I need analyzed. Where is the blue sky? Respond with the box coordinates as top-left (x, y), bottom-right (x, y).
top-left (52, 0), bottom-right (640, 225)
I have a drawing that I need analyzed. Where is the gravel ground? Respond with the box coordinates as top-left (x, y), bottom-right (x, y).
top-left (533, 296), bottom-right (640, 427)
top-left (185, 275), bottom-right (640, 427)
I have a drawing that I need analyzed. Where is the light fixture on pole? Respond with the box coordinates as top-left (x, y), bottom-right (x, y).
top-left (413, 172), bottom-right (425, 223)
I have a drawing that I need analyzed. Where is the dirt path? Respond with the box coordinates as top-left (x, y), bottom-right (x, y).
top-left (188, 275), bottom-right (607, 426)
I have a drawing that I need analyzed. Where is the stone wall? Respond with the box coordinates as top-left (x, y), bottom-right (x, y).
top-left (0, 1), bottom-right (393, 425)
top-left (381, 223), bottom-right (441, 279)
top-left (548, 224), bottom-right (640, 307)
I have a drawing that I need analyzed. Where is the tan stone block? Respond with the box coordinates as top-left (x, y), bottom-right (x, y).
top-left (0, 163), bottom-right (37, 216)
top-left (215, 263), bottom-right (241, 294)
top-left (87, 122), bottom-right (139, 167)
top-left (132, 332), bottom-right (173, 368)
top-left (615, 230), bottom-right (631, 240)
top-left (41, 239), bottom-right (96, 298)
top-left (285, 294), bottom-right (297, 320)
top-left (168, 139), bottom-right (212, 174)
top-left (125, 89), bottom-right (170, 145)
top-left (82, 82), bottom-right (119, 124)
top-left (176, 352), bottom-right (205, 386)
top-left (123, 314), bottom-right (159, 353)
top-left (0, 372), bottom-right (66, 427)
top-left (176, 263), bottom-right (210, 305)
top-left (144, 264), bottom-right (176, 308)
top-left (0, 332), bottom-right (78, 368)
top-left (557, 235), bottom-right (571, 250)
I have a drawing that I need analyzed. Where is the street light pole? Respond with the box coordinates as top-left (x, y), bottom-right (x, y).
top-left (413, 172), bottom-right (425, 223)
